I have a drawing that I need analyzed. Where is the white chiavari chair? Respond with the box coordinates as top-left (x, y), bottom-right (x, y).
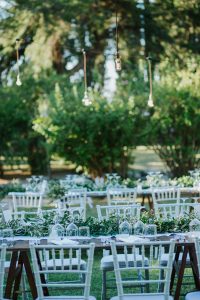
top-left (57, 190), bottom-right (87, 221)
top-left (100, 222), bottom-right (149, 300)
top-left (96, 204), bottom-right (141, 222)
top-left (30, 243), bottom-right (96, 299)
top-left (152, 188), bottom-right (180, 206)
top-left (107, 188), bottom-right (137, 206)
top-left (154, 202), bottom-right (200, 219)
top-left (109, 240), bottom-right (175, 300)
top-left (9, 192), bottom-right (43, 220)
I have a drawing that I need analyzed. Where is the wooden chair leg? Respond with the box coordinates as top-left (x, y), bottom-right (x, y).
top-left (170, 245), bottom-right (181, 294)
top-left (4, 250), bottom-right (19, 299)
top-left (145, 269), bottom-right (150, 293)
top-left (174, 246), bottom-right (188, 300)
top-left (13, 252), bottom-right (24, 300)
top-left (21, 251), bottom-right (38, 299)
top-left (188, 243), bottom-right (200, 290)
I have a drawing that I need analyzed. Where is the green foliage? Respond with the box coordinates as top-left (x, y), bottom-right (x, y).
top-left (0, 183), bottom-right (25, 200)
top-left (47, 180), bottom-right (66, 200)
top-left (34, 81), bottom-right (142, 176)
top-left (122, 178), bottom-right (137, 188)
top-left (147, 84), bottom-right (200, 176)
top-left (0, 209), bottom-right (195, 237)
top-left (0, 78), bottom-right (50, 174)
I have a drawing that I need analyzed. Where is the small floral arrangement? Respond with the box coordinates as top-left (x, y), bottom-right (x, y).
top-left (175, 176), bottom-right (194, 187)
top-left (122, 178), bottom-right (137, 188)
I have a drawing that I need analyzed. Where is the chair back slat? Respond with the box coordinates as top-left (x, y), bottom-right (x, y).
top-left (60, 248), bottom-right (64, 271)
top-left (77, 248), bottom-right (81, 270)
top-left (0, 244), bottom-right (6, 299)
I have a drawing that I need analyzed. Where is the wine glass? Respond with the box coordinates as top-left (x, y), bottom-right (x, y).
top-left (66, 223), bottom-right (78, 237)
top-left (134, 220), bottom-right (145, 235)
top-left (119, 220), bottom-right (131, 235)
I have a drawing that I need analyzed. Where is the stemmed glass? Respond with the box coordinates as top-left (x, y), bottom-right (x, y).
top-left (66, 222), bottom-right (78, 237)
top-left (134, 220), bottom-right (145, 235)
top-left (119, 220), bottom-right (132, 235)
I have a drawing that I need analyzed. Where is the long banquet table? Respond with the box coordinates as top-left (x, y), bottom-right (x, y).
top-left (4, 234), bottom-right (200, 300)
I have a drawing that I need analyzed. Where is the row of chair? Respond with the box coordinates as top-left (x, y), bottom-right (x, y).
top-left (0, 238), bottom-right (200, 299)
top-left (3, 187), bottom-right (200, 223)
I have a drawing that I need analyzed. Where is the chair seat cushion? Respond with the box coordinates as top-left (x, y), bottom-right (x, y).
top-left (101, 254), bottom-right (148, 270)
top-left (41, 258), bottom-right (86, 270)
top-left (110, 294), bottom-right (173, 300)
top-left (185, 291), bottom-right (200, 300)
top-left (160, 253), bottom-right (190, 266)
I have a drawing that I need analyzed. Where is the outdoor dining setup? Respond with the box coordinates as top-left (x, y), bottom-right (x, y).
top-left (0, 0), bottom-right (199, 299)
top-left (0, 172), bottom-right (200, 299)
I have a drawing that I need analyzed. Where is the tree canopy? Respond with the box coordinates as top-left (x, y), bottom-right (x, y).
top-left (0, 0), bottom-right (199, 176)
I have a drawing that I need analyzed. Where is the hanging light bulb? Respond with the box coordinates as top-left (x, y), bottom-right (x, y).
top-left (147, 93), bottom-right (154, 107)
top-left (115, 53), bottom-right (122, 72)
top-left (115, 8), bottom-right (121, 72)
top-left (147, 57), bottom-right (154, 107)
top-left (82, 49), bottom-right (92, 106)
top-left (16, 74), bottom-right (22, 86)
top-left (82, 91), bottom-right (91, 106)
top-left (16, 39), bottom-right (22, 86)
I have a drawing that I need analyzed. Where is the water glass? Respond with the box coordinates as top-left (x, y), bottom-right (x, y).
top-left (78, 226), bottom-right (90, 237)
top-left (2, 229), bottom-right (14, 247)
top-left (144, 224), bottom-right (157, 236)
top-left (189, 219), bottom-right (200, 232)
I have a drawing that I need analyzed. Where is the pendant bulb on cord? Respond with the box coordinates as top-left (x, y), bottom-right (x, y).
top-left (115, 6), bottom-right (121, 71)
top-left (82, 49), bottom-right (92, 106)
top-left (147, 57), bottom-right (154, 107)
top-left (16, 39), bottom-right (22, 86)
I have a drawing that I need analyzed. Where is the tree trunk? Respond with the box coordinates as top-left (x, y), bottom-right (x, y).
top-left (27, 135), bottom-right (50, 175)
